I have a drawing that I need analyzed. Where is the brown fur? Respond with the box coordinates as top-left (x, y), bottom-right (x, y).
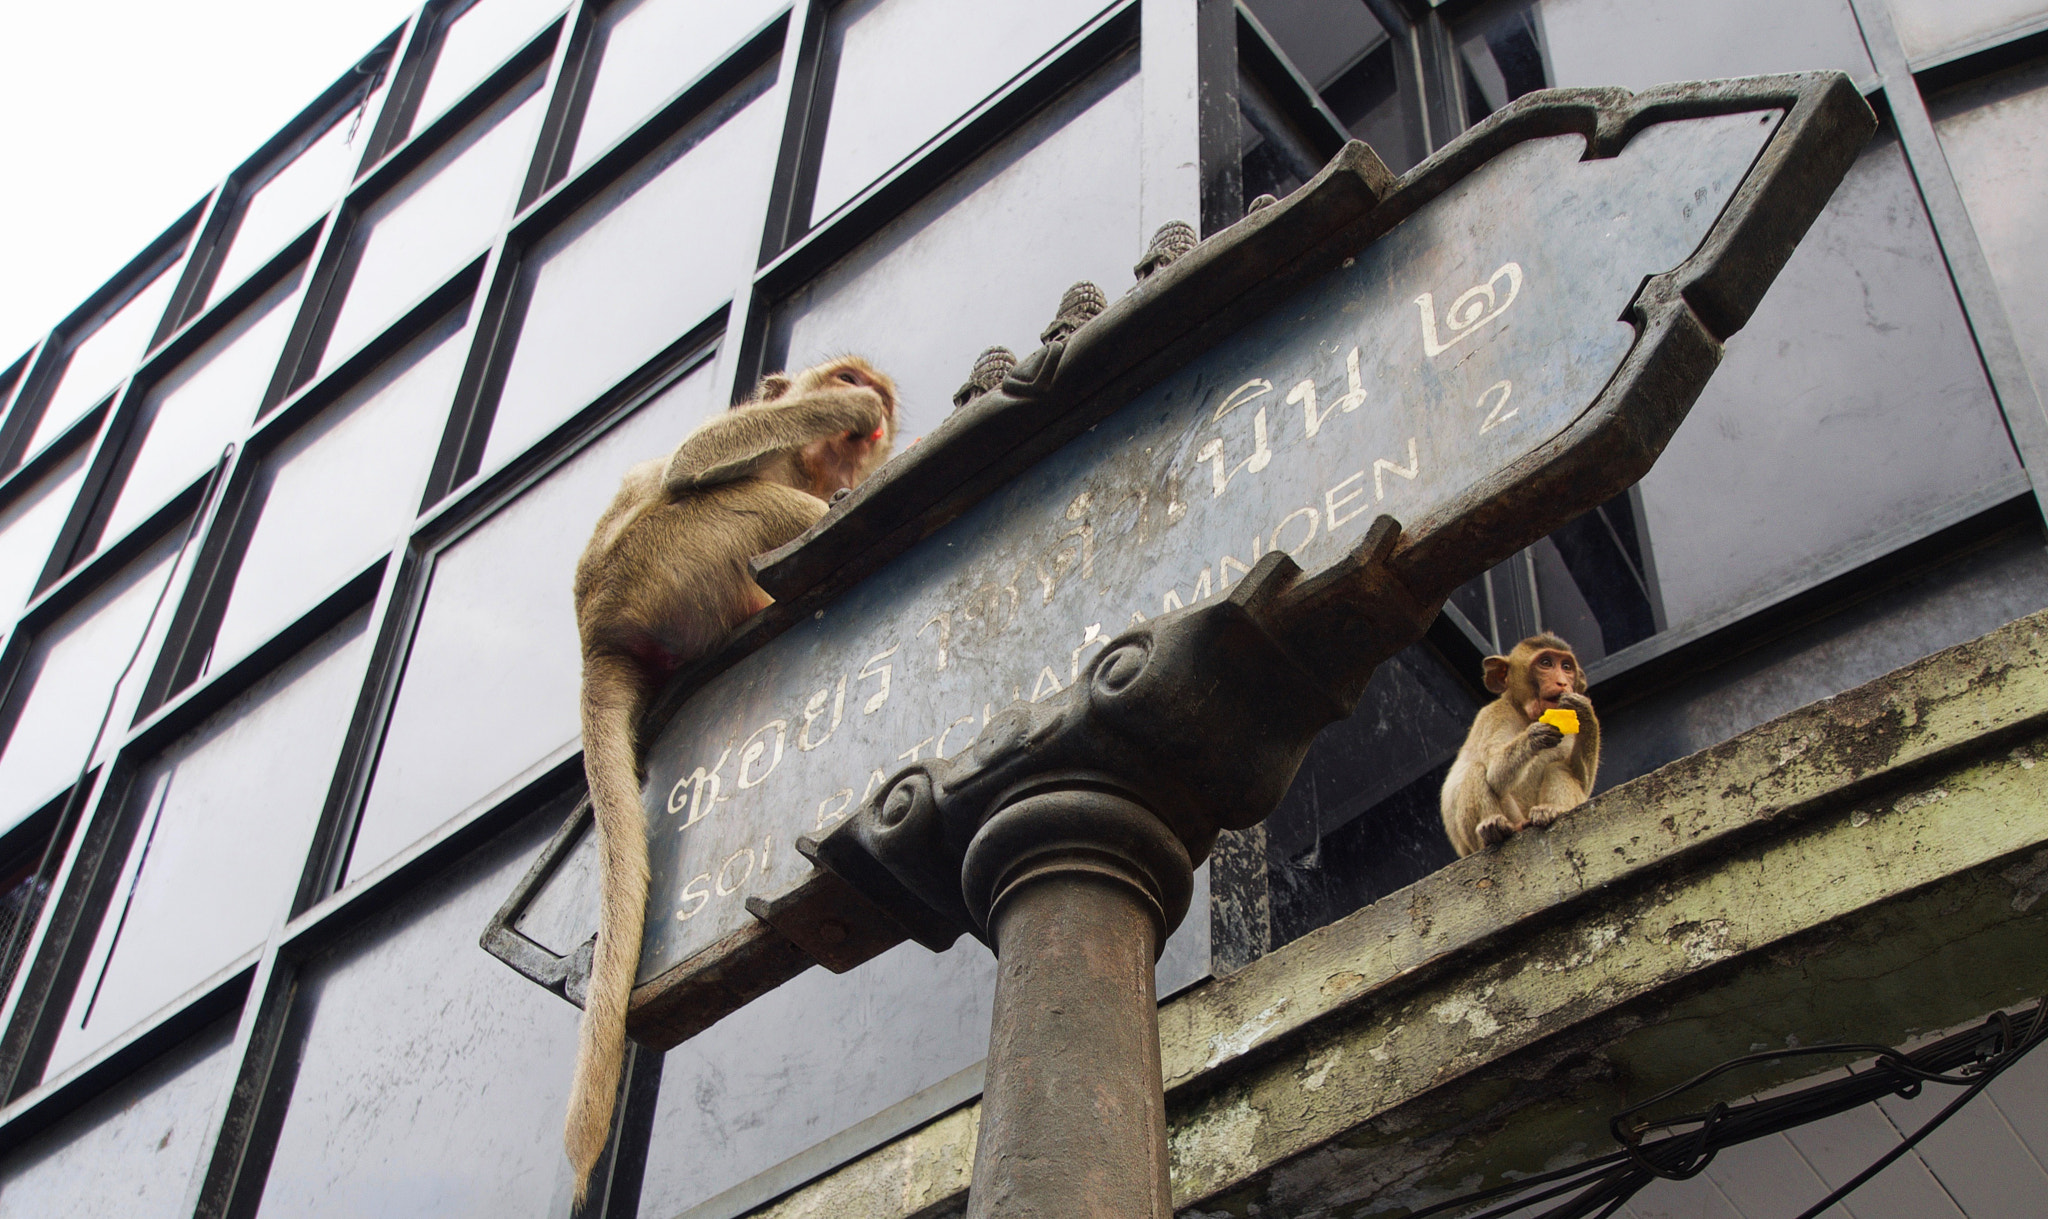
top-left (566, 358), bottom-right (897, 1201)
top-left (1439, 632), bottom-right (1600, 856)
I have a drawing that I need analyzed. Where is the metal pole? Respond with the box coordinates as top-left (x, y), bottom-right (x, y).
top-left (961, 788), bottom-right (1192, 1219)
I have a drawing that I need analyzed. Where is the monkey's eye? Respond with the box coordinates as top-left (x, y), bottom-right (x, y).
top-left (836, 370), bottom-right (862, 385)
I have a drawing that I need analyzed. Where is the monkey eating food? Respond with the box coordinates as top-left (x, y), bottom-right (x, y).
top-left (565, 357), bottom-right (897, 1201)
top-left (1439, 632), bottom-right (1601, 856)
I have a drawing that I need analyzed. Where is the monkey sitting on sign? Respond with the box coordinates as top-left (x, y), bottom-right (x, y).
top-left (565, 357), bottom-right (898, 1203)
top-left (1440, 632), bottom-right (1601, 856)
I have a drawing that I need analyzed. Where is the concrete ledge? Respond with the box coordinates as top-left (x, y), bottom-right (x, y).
top-left (741, 608), bottom-right (2048, 1219)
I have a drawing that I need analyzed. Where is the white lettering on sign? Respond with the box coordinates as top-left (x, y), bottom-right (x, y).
top-left (669, 746), bottom-right (731, 827)
top-left (1373, 438), bottom-right (1421, 501)
top-left (1286, 346), bottom-right (1368, 439)
top-left (1477, 380), bottom-right (1517, 433)
top-left (1416, 262), bottom-right (1523, 356)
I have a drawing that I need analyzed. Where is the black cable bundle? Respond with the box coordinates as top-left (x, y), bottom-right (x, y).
top-left (1404, 998), bottom-right (2048, 1219)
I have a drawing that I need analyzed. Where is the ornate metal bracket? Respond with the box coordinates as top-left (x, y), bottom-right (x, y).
top-left (804, 513), bottom-right (1435, 953)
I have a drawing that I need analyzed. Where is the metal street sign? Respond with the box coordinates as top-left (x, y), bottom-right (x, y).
top-left (487, 75), bottom-right (1873, 1047)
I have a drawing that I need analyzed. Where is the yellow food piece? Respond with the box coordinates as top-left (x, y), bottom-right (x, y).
top-left (1540, 708), bottom-right (1580, 734)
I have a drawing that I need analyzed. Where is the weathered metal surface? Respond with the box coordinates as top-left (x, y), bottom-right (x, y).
top-left (968, 798), bottom-right (1176, 1219)
top-left (482, 74), bottom-right (1876, 1043)
top-left (647, 104), bottom-right (1774, 974)
top-left (731, 605), bottom-right (2048, 1219)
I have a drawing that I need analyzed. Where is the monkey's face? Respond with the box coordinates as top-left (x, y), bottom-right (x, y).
top-left (1519, 647), bottom-right (1581, 718)
top-left (797, 358), bottom-right (899, 497)
top-left (1482, 633), bottom-right (1585, 720)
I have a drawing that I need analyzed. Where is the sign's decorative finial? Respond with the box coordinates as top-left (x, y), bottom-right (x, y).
top-left (952, 345), bottom-right (1017, 410)
top-left (1133, 219), bottom-right (1197, 280)
top-left (1040, 280), bottom-right (1107, 344)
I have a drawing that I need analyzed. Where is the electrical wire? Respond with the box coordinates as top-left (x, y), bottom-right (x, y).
top-left (1403, 997), bottom-right (2048, 1219)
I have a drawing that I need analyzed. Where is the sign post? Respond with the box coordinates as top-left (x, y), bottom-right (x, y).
top-left (487, 74), bottom-right (1875, 1213)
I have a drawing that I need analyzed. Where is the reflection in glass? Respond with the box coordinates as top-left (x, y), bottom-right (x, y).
top-left (1240, 68), bottom-right (1330, 207)
top-left (0, 444), bottom-right (88, 620)
top-left (1890, 0), bottom-right (2044, 64)
top-left (31, 263), bottom-right (180, 457)
top-left (772, 58), bottom-right (1141, 442)
top-left (0, 1019), bottom-right (234, 1218)
top-left (1933, 59), bottom-right (2048, 417)
top-left (483, 77), bottom-right (777, 469)
top-left (1244, 0), bottom-right (1415, 171)
top-left (1259, 646), bottom-right (1471, 949)
top-left (1448, 491), bottom-right (1659, 667)
top-left (640, 940), bottom-right (996, 1216)
top-left (43, 614), bottom-right (371, 1078)
top-left (348, 364), bottom-right (719, 881)
top-left (570, 0), bottom-right (783, 170)
top-left (208, 103), bottom-right (376, 306)
top-left (253, 808), bottom-right (578, 1219)
top-left (1637, 133), bottom-right (2021, 630)
top-left (105, 267), bottom-right (305, 545)
top-left (212, 312), bottom-right (466, 668)
top-left (320, 80), bottom-right (543, 373)
top-left (808, 0), bottom-right (1112, 225)
top-left (1452, 0), bottom-right (1871, 123)
top-left (415, 0), bottom-right (566, 128)
top-left (0, 533), bottom-right (184, 841)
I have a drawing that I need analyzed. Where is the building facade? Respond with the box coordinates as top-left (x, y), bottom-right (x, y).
top-left (0, 0), bottom-right (2042, 1215)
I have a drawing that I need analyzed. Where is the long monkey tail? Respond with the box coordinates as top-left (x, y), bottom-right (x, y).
top-left (567, 651), bottom-right (652, 1206)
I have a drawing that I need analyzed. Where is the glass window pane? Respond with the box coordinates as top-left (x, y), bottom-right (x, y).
top-left (0, 533), bottom-right (186, 838)
top-left (638, 941), bottom-right (995, 1217)
top-left (1635, 131), bottom-right (2021, 631)
top-left (0, 1019), bottom-right (234, 1219)
top-left (43, 614), bottom-right (372, 1079)
top-left (0, 444), bottom-right (88, 621)
top-left (772, 57), bottom-right (1141, 443)
top-left (212, 312), bottom-right (466, 668)
top-left (483, 77), bottom-right (778, 469)
top-left (1240, 66), bottom-right (1332, 206)
top-left (1258, 645), bottom-right (1470, 949)
top-left (32, 264), bottom-right (181, 457)
top-left (106, 267), bottom-right (306, 545)
top-left (1453, 0), bottom-right (1871, 123)
top-left (808, 0), bottom-right (1114, 225)
top-left (1932, 58), bottom-right (2048, 416)
top-left (348, 363), bottom-right (719, 881)
top-left (1891, 0), bottom-right (2044, 63)
top-left (416, 0), bottom-right (566, 128)
top-left (1245, 0), bottom-right (1418, 172)
top-left (571, 0), bottom-right (783, 171)
top-left (253, 808), bottom-right (578, 1219)
top-left (209, 104), bottom-right (376, 307)
top-left (321, 80), bottom-right (543, 374)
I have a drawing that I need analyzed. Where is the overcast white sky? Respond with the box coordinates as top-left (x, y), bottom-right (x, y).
top-left (0, 1), bottom-right (422, 365)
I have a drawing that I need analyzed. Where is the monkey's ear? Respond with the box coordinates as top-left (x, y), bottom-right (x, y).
top-left (1482, 655), bottom-right (1510, 694)
top-left (752, 373), bottom-right (793, 402)
top-left (1574, 669), bottom-right (1589, 695)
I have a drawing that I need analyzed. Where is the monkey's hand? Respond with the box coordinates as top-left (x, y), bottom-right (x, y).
top-left (665, 387), bottom-right (890, 491)
top-left (1557, 692), bottom-right (1593, 717)
top-left (1526, 719), bottom-right (1565, 751)
top-left (1476, 814), bottom-right (1517, 848)
top-left (1525, 804), bottom-right (1568, 829)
